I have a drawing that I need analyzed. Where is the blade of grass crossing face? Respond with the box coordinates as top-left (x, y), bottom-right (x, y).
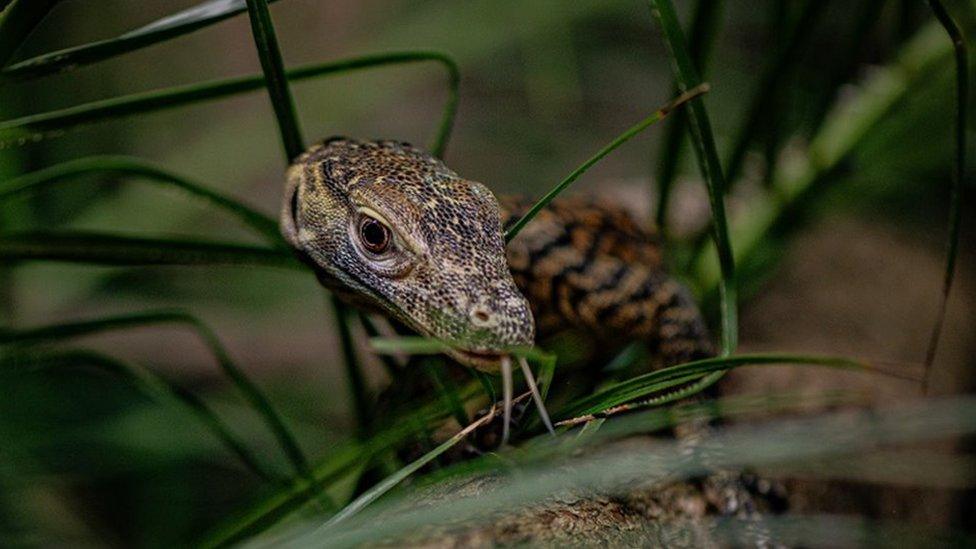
top-left (2, 349), bottom-right (279, 482)
top-left (1, 0), bottom-right (284, 81)
top-left (504, 84), bottom-right (709, 242)
top-left (0, 156), bottom-right (281, 244)
top-left (649, 0), bottom-right (736, 359)
top-left (0, 52), bottom-right (459, 149)
top-left (242, 0), bottom-right (397, 446)
top-left (922, 0), bottom-right (967, 391)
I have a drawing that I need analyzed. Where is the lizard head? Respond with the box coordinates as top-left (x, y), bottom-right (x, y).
top-left (281, 138), bottom-right (535, 372)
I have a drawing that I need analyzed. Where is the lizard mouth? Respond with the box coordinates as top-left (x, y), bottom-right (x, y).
top-left (449, 347), bottom-right (505, 372)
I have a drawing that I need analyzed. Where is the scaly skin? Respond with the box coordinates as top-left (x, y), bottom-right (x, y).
top-left (282, 138), bottom-right (778, 546)
top-left (282, 137), bottom-right (711, 369)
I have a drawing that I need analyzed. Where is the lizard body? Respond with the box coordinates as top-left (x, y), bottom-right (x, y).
top-left (282, 138), bottom-right (777, 545)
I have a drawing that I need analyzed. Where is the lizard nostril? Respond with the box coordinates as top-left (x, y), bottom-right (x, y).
top-left (470, 307), bottom-right (493, 327)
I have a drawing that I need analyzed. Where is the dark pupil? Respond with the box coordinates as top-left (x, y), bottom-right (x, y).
top-left (361, 218), bottom-right (389, 252)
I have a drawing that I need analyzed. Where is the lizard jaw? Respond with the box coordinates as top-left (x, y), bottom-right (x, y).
top-left (448, 347), bottom-right (506, 372)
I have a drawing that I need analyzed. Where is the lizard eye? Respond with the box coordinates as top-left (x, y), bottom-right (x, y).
top-left (359, 216), bottom-right (391, 254)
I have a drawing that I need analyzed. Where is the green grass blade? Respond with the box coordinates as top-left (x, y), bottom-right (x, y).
top-left (0, 0), bottom-right (61, 68)
top-left (0, 52), bottom-right (459, 149)
top-left (504, 84), bottom-right (708, 242)
top-left (0, 155), bottom-right (281, 244)
top-left (0, 310), bottom-right (317, 492)
top-left (649, 0), bottom-right (737, 362)
top-left (0, 230), bottom-right (300, 268)
top-left (243, 0), bottom-right (304, 161)
top-left (369, 335), bottom-right (550, 363)
top-left (922, 0), bottom-right (967, 391)
top-left (560, 353), bottom-right (881, 419)
top-left (723, 0), bottom-right (830, 187)
top-left (315, 393), bottom-right (527, 531)
top-left (240, 2), bottom-right (375, 486)
top-left (654, 0), bottom-right (724, 232)
top-left (1, 0), bottom-right (283, 81)
top-left (2, 348), bottom-right (279, 482)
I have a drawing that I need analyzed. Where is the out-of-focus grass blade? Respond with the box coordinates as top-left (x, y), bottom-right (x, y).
top-left (314, 392), bottom-right (529, 532)
top-left (723, 0), bottom-right (829, 187)
top-left (0, 310), bottom-right (315, 490)
top-left (2, 348), bottom-right (279, 482)
top-left (198, 381), bottom-right (481, 548)
top-left (921, 0), bottom-right (967, 391)
top-left (694, 20), bottom-right (961, 309)
top-left (808, 0), bottom-right (886, 131)
top-left (303, 396), bottom-right (976, 546)
top-left (0, 0), bottom-right (61, 68)
top-left (424, 359), bottom-right (469, 427)
top-left (1, 0), bottom-right (283, 81)
top-left (560, 353), bottom-right (876, 419)
top-left (0, 52), bottom-right (459, 150)
top-left (504, 84), bottom-right (708, 242)
top-left (0, 231), bottom-right (300, 268)
top-left (654, 0), bottom-right (724, 232)
top-left (0, 156), bottom-right (281, 244)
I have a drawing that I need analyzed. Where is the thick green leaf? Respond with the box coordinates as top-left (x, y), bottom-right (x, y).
top-left (0, 156), bottom-right (281, 244)
top-left (0, 52), bottom-right (459, 151)
top-left (504, 84), bottom-right (708, 241)
top-left (2, 0), bottom-right (283, 81)
top-left (0, 231), bottom-right (300, 268)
